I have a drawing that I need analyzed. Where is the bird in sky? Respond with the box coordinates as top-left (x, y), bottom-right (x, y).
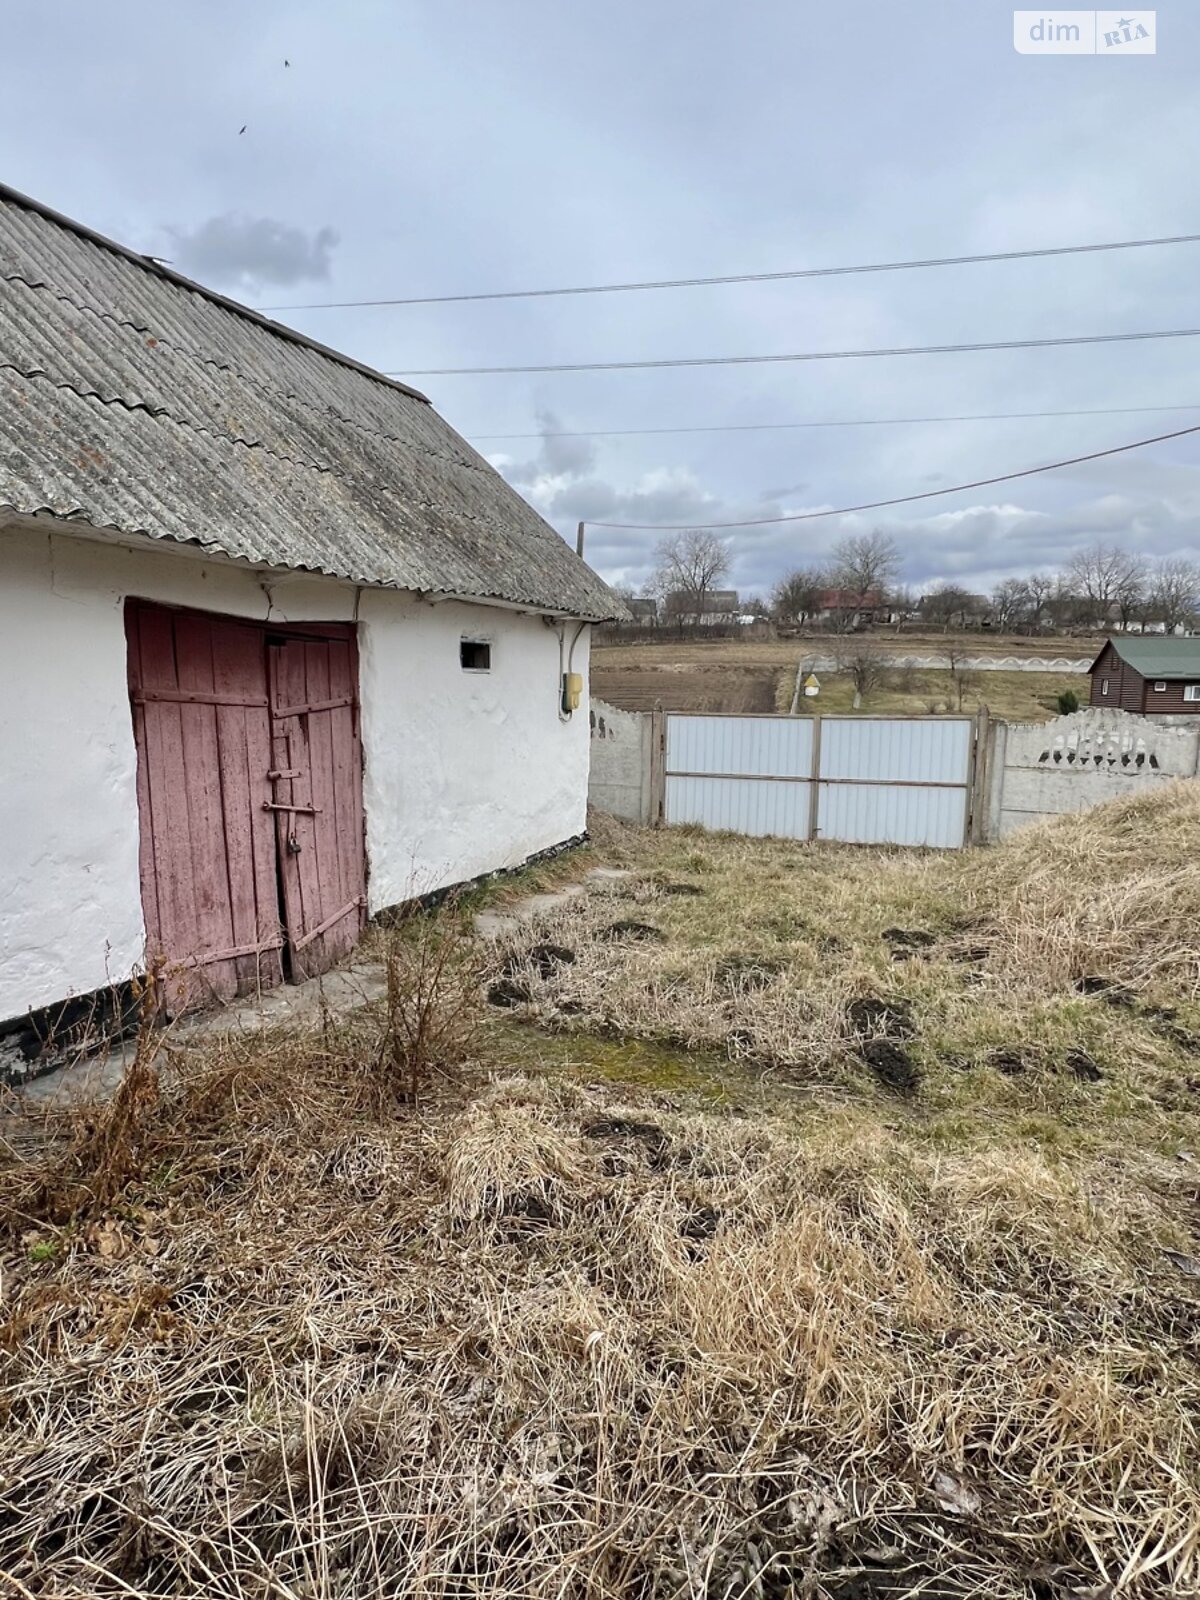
top-left (238, 124), bottom-right (246, 134)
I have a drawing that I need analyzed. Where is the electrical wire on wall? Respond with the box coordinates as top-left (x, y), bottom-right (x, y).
top-left (546, 616), bottom-right (587, 721)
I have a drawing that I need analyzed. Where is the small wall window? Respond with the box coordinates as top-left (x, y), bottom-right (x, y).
top-left (1184, 685), bottom-right (1200, 702)
top-left (460, 639), bottom-right (491, 672)
top-left (1153, 680), bottom-right (1167, 692)
top-left (1100, 678), bottom-right (1110, 695)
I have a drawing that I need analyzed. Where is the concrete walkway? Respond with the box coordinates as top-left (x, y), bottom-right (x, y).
top-left (15, 957), bottom-right (390, 1106)
top-left (14, 866), bottom-right (632, 1105)
top-left (473, 866), bottom-right (632, 939)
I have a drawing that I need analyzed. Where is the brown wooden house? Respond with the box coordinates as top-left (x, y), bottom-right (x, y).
top-left (1089, 637), bottom-right (1200, 715)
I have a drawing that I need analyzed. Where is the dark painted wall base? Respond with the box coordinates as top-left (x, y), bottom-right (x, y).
top-left (1, 981), bottom-right (143, 1088)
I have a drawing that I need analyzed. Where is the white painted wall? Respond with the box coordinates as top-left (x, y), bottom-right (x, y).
top-left (0, 522), bottom-right (590, 1020)
top-left (357, 591), bottom-right (589, 904)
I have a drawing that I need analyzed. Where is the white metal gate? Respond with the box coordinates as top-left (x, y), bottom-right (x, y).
top-left (664, 714), bottom-right (977, 848)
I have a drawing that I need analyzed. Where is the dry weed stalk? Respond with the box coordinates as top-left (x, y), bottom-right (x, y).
top-left (378, 901), bottom-right (483, 1106)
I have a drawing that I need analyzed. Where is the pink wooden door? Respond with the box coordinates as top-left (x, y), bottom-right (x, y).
top-left (268, 633), bottom-right (367, 980)
top-left (126, 602), bottom-right (285, 1013)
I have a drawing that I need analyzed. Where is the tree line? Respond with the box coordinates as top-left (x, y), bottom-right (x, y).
top-left (627, 530), bottom-right (1200, 633)
top-left (776, 537), bottom-right (1200, 632)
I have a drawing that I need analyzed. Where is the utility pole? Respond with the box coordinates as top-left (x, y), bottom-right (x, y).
top-left (576, 521), bottom-right (585, 558)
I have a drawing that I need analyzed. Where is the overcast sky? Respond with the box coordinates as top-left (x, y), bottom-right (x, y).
top-left (7, 0), bottom-right (1200, 600)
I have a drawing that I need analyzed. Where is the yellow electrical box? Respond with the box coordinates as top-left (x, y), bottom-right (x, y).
top-left (562, 672), bottom-right (583, 712)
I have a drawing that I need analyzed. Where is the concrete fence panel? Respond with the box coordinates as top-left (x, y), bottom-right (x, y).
top-left (588, 699), bottom-right (658, 825)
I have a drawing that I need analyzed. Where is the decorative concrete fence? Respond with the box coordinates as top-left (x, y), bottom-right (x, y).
top-left (984, 707), bottom-right (1200, 840)
top-left (590, 699), bottom-right (1200, 843)
top-left (796, 654), bottom-right (1092, 674)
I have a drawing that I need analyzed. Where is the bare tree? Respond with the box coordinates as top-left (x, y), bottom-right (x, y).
top-left (830, 531), bottom-right (900, 626)
top-left (1049, 576), bottom-right (1090, 632)
top-left (991, 577), bottom-right (1034, 633)
top-left (832, 636), bottom-right (888, 708)
top-left (652, 531), bottom-right (730, 626)
top-left (1066, 542), bottom-right (1146, 629)
top-left (921, 582), bottom-right (977, 631)
top-left (1148, 557), bottom-right (1200, 632)
top-left (771, 565), bottom-right (828, 626)
top-left (1023, 571), bottom-right (1056, 630)
top-left (941, 641), bottom-right (980, 710)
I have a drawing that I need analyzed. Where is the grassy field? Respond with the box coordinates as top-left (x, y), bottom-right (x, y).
top-left (591, 633), bottom-right (1095, 720)
top-left (772, 667), bottom-right (1085, 721)
top-left (3, 788), bottom-right (1200, 1597)
top-left (592, 660), bottom-right (1085, 721)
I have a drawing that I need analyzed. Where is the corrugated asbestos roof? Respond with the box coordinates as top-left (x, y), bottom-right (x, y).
top-left (0, 185), bottom-right (623, 620)
top-left (1102, 635), bottom-right (1200, 678)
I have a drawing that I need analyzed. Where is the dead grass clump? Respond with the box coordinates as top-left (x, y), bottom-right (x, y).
top-left (445, 1091), bottom-right (591, 1228)
top-left (974, 781), bottom-right (1200, 998)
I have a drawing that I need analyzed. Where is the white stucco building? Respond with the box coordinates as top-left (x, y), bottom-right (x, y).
top-left (0, 185), bottom-right (620, 1065)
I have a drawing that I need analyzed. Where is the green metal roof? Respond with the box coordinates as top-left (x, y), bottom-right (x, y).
top-left (1102, 636), bottom-right (1200, 678)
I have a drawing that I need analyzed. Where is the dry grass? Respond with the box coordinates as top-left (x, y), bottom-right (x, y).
top-left (502, 786), bottom-right (1200, 1120)
top-left (3, 789), bottom-right (1200, 1597)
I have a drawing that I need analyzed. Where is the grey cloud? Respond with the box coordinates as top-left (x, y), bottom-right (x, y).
top-left (498, 411), bottom-right (597, 488)
top-left (165, 214), bottom-right (338, 288)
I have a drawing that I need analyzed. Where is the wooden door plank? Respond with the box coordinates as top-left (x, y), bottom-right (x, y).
top-left (305, 643), bottom-right (342, 951)
top-left (243, 702), bottom-right (284, 993)
top-left (216, 625), bottom-right (284, 992)
top-left (212, 623), bottom-right (263, 982)
top-left (175, 614), bottom-right (238, 1005)
top-left (325, 640), bottom-right (353, 912)
top-left (335, 637), bottom-right (366, 956)
top-left (137, 613), bottom-right (199, 990)
top-left (136, 604), bottom-right (179, 694)
top-left (125, 611), bottom-right (162, 958)
top-left (271, 643), bottom-right (311, 957)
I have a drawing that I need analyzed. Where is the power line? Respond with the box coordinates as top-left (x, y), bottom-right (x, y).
top-left (468, 402), bottom-right (1200, 442)
top-left (389, 326), bottom-right (1200, 377)
top-left (582, 420), bottom-right (1200, 531)
top-left (256, 230), bottom-right (1200, 311)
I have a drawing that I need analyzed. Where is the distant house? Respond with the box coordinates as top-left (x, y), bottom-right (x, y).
top-left (0, 183), bottom-right (621, 1047)
top-left (626, 597), bottom-right (659, 626)
top-left (813, 589), bottom-right (889, 627)
top-left (696, 590), bottom-right (740, 625)
top-left (1089, 637), bottom-right (1200, 715)
top-left (664, 589), bottom-right (741, 625)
